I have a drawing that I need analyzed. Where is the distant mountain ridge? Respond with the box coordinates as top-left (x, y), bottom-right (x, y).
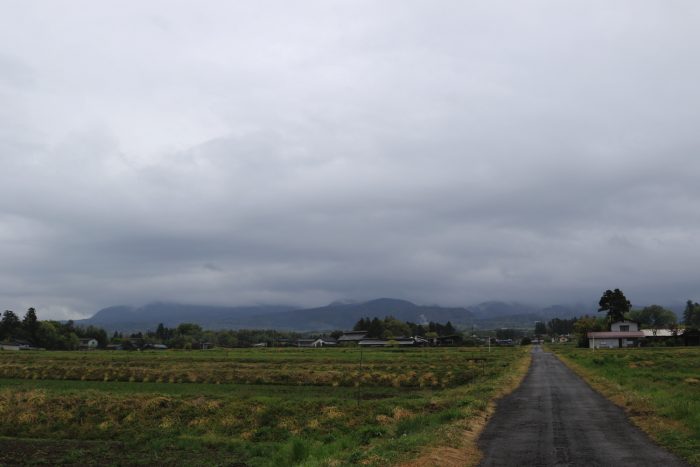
top-left (78, 303), bottom-right (297, 333)
top-left (74, 298), bottom-right (589, 333)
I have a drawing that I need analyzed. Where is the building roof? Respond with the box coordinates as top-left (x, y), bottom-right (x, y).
top-left (641, 329), bottom-right (683, 337)
top-left (315, 337), bottom-right (337, 344)
top-left (359, 338), bottom-right (419, 346)
top-left (338, 332), bottom-right (367, 342)
top-left (587, 331), bottom-right (645, 339)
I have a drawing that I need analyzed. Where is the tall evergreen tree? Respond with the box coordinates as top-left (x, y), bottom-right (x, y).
top-left (684, 300), bottom-right (700, 328)
top-left (367, 317), bottom-right (383, 338)
top-left (0, 310), bottom-right (21, 339)
top-left (598, 289), bottom-right (631, 324)
top-left (22, 307), bottom-right (39, 341)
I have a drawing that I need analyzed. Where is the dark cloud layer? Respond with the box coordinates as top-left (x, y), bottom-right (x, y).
top-left (2, 1), bottom-right (700, 319)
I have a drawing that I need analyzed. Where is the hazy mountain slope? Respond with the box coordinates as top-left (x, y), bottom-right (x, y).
top-left (75, 299), bottom-right (591, 333)
top-left (74, 303), bottom-right (297, 333)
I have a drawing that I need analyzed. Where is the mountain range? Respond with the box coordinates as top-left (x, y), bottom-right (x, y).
top-left (73, 298), bottom-right (590, 333)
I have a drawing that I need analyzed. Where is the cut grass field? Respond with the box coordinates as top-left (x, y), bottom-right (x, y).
top-left (549, 345), bottom-right (700, 466)
top-left (0, 346), bottom-right (529, 466)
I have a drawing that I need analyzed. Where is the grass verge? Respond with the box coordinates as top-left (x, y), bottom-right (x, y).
top-left (397, 346), bottom-right (532, 467)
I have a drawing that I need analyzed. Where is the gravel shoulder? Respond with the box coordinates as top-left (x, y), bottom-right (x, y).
top-left (477, 346), bottom-right (689, 467)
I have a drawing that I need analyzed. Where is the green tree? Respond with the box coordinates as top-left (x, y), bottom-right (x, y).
top-left (176, 323), bottom-right (203, 336)
top-left (67, 332), bottom-right (80, 350)
top-left (495, 328), bottom-right (520, 340)
top-left (573, 315), bottom-right (606, 347)
top-left (547, 318), bottom-right (577, 336)
top-left (367, 318), bottom-right (383, 338)
top-left (628, 305), bottom-right (677, 334)
top-left (382, 317), bottom-right (411, 338)
top-left (598, 289), bottom-right (631, 324)
top-left (353, 317), bottom-right (370, 332)
top-left (22, 308), bottom-right (39, 341)
top-left (683, 300), bottom-right (700, 328)
top-left (35, 321), bottom-right (62, 349)
top-left (0, 310), bottom-right (21, 339)
top-left (534, 321), bottom-right (547, 336)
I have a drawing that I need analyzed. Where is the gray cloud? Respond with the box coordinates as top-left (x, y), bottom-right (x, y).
top-left (2, 1), bottom-right (700, 319)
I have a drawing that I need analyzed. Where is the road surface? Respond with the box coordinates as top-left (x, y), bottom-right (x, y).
top-left (478, 346), bottom-right (688, 466)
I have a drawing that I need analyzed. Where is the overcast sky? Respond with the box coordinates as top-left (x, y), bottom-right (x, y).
top-left (2, 1), bottom-right (700, 319)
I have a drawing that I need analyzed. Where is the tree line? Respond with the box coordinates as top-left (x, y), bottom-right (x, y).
top-left (1, 308), bottom-right (108, 350)
top-left (352, 316), bottom-right (457, 338)
top-left (116, 323), bottom-right (302, 349)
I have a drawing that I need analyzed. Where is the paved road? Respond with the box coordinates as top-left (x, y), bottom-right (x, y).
top-left (478, 346), bottom-right (689, 467)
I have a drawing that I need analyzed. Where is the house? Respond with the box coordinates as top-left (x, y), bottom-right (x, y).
top-left (79, 338), bottom-right (99, 350)
top-left (312, 337), bottom-right (337, 347)
top-left (337, 331), bottom-right (367, 345)
top-left (292, 337), bottom-right (338, 348)
top-left (588, 321), bottom-right (644, 349)
top-left (105, 344), bottom-right (123, 351)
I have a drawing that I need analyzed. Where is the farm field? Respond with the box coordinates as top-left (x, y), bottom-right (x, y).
top-left (0, 346), bottom-right (528, 466)
top-left (549, 345), bottom-right (700, 466)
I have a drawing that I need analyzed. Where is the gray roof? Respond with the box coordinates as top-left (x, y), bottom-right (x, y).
top-left (338, 332), bottom-right (367, 342)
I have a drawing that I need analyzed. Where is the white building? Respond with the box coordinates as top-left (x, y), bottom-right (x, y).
top-left (587, 321), bottom-right (644, 349)
top-left (79, 338), bottom-right (99, 350)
